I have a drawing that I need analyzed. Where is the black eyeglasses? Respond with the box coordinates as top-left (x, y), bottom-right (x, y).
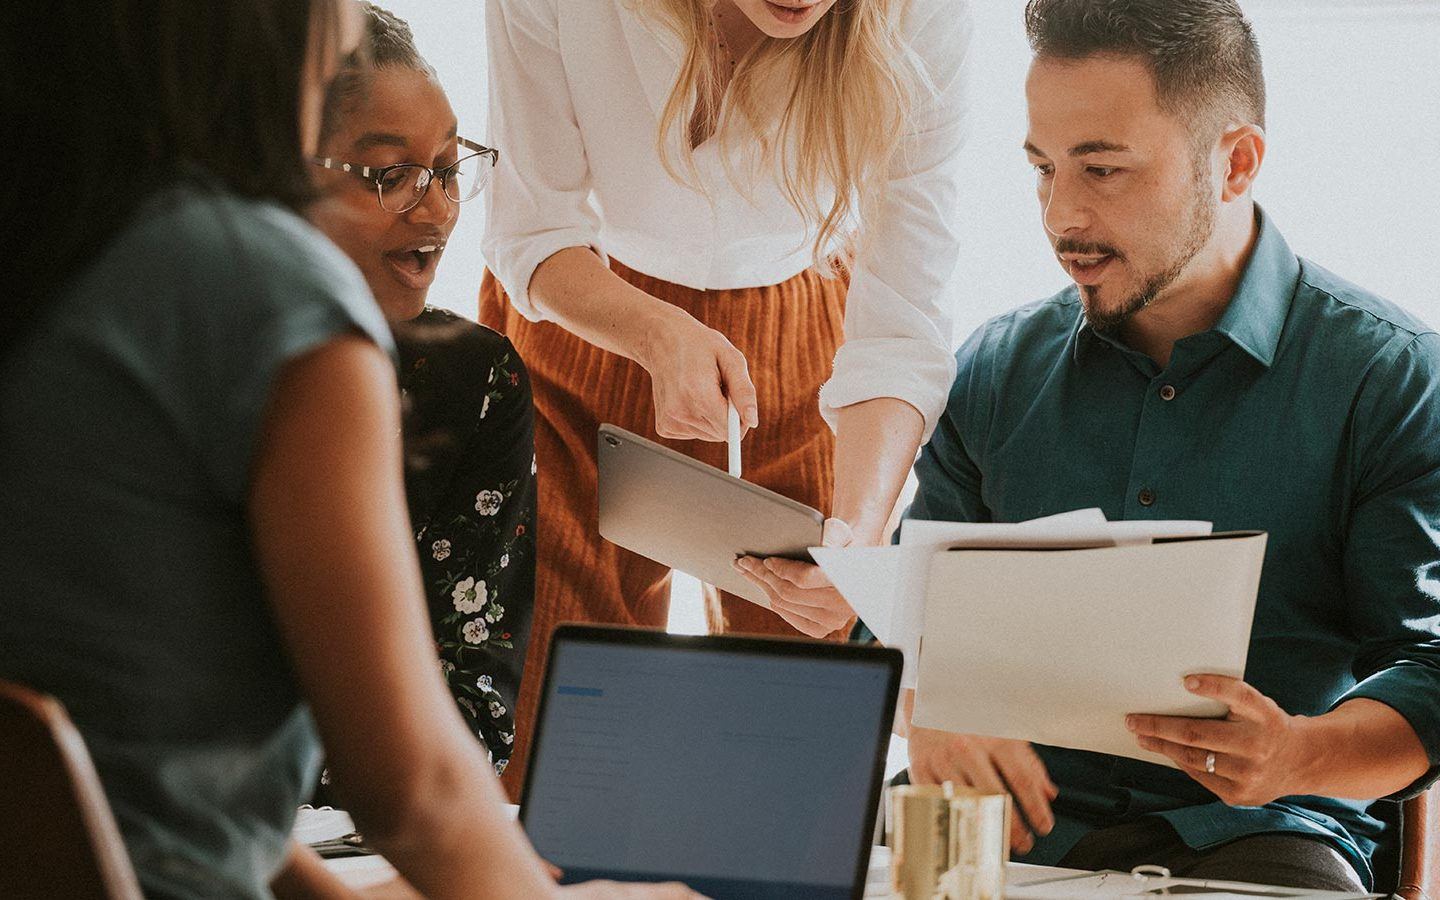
top-left (313, 137), bottom-right (499, 213)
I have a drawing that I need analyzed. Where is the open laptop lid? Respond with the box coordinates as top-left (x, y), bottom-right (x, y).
top-left (520, 625), bottom-right (902, 900)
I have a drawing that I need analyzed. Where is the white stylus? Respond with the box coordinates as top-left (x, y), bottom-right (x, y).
top-left (727, 404), bottom-right (742, 479)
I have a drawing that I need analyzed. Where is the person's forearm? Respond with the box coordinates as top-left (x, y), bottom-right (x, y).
top-left (335, 728), bottom-right (555, 900)
top-left (831, 398), bottom-right (925, 545)
top-left (1292, 698), bottom-right (1430, 799)
top-left (529, 246), bottom-right (684, 368)
top-left (271, 841), bottom-right (357, 900)
top-left (251, 341), bottom-right (556, 900)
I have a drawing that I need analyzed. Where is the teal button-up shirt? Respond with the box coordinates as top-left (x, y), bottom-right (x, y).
top-left (909, 210), bottom-right (1440, 886)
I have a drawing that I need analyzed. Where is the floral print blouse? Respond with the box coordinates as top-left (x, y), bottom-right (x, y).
top-left (394, 308), bottom-right (536, 776)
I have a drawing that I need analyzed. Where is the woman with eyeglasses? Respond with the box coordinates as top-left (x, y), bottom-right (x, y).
top-left (308, 2), bottom-right (534, 783)
top-left (0, 0), bottom-right (692, 897)
top-left (482, 0), bottom-right (971, 793)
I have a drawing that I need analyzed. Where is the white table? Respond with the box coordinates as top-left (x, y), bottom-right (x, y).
top-left (297, 807), bottom-right (1374, 898)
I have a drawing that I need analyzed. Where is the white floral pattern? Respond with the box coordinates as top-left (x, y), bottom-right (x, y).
top-left (452, 577), bottom-right (485, 614)
top-left (399, 321), bottom-right (532, 777)
top-left (463, 619), bottom-right (490, 644)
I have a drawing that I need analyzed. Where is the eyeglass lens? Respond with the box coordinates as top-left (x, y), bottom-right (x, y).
top-left (377, 152), bottom-right (493, 213)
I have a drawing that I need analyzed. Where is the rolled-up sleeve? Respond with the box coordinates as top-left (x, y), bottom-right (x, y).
top-left (818, 0), bottom-right (971, 441)
top-left (1335, 332), bottom-right (1440, 798)
top-left (482, 0), bottom-right (607, 321)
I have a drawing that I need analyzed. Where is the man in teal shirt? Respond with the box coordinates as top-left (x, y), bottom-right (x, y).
top-left (901, 0), bottom-right (1440, 891)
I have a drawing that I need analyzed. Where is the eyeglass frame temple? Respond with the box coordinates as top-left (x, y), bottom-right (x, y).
top-left (311, 138), bottom-right (500, 210)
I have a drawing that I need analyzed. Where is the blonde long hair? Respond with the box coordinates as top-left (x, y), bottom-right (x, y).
top-left (644, 0), bottom-right (924, 264)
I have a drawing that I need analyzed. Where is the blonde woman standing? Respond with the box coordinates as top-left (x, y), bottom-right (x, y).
top-left (482, 0), bottom-right (969, 792)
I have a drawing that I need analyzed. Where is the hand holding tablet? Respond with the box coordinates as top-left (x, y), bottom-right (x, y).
top-left (596, 424), bottom-right (823, 608)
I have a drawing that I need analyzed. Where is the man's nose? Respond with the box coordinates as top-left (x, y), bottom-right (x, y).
top-left (1041, 171), bottom-right (1090, 238)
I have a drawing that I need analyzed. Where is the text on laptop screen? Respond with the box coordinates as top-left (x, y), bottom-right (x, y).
top-left (523, 637), bottom-right (893, 899)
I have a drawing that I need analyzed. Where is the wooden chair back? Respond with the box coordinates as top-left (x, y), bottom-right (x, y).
top-left (0, 680), bottom-right (143, 900)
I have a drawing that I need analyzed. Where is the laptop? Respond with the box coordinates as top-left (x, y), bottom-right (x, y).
top-left (520, 625), bottom-right (902, 900)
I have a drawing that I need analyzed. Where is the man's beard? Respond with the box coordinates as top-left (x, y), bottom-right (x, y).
top-left (1074, 160), bottom-right (1217, 334)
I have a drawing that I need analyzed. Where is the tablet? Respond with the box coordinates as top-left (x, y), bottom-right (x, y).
top-left (597, 424), bottom-right (824, 608)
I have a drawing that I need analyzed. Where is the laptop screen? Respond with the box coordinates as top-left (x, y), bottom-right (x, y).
top-left (520, 627), bottom-right (900, 900)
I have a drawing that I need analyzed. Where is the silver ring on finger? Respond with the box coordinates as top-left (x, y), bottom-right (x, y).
top-left (1204, 751), bottom-right (1216, 775)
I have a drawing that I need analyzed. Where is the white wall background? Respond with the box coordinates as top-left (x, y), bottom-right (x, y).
top-left (386, 0), bottom-right (1440, 632)
top-left (389, 0), bottom-right (1440, 334)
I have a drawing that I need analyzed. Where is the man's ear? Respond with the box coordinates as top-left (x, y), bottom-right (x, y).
top-left (1219, 123), bottom-right (1266, 203)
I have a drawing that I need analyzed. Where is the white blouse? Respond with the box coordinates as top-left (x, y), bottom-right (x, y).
top-left (482, 0), bottom-right (971, 439)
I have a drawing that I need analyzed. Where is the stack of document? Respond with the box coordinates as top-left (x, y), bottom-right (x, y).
top-left (812, 510), bottom-right (1266, 766)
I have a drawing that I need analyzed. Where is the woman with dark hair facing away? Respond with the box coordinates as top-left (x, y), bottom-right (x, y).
top-left (308, 2), bottom-right (535, 781)
top-left (0, 1), bottom-right (693, 898)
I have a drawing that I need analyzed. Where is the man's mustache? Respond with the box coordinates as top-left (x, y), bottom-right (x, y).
top-left (1053, 239), bottom-right (1124, 259)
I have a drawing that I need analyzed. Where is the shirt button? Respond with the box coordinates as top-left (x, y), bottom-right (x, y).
top-left (1138, 488), bottom-right (1156, 507)
top-left (1159, 384), bottom-right (1177, 401)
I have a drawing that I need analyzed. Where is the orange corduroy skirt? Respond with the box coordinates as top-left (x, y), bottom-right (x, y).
top-left (480, 258), bottom-right (848, 797)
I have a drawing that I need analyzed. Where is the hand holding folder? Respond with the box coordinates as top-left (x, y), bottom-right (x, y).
top-left (912, 531), bottom-right (1265, 767)
top-left (812, 512), bottom-right (1267, 767)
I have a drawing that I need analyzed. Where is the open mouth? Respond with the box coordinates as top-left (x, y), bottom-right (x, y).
top-left (383, 241), bottom-right (445, 291)
top-left (763, 0), bottom-right (822, 25)
top-left (1060, 253), bottom-right (1117, 286)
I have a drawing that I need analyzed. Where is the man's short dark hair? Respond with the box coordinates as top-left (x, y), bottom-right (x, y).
top-left (321, 2), bottom-right (438, 141)
top-left (1024, 0), bottom-right (1266, 136)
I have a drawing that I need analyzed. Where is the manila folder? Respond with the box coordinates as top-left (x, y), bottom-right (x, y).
top-left (912, 532), bottom-right (1267, 767)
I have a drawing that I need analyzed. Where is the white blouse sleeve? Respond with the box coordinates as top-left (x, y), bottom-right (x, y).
top-left (482, 0), bottom-right (608, 321)
top-left (817, 0), bottom-right (971, 442)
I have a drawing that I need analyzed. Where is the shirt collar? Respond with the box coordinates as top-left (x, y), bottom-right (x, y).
top-left (1209, 206), bottom-right (1299, 368)
top-left (1071, 206), bottom-right (1300, 369)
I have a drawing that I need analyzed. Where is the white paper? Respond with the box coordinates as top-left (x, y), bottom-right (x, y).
top-left (912, 533), bottom-right (1266, 767)
top-left (291, 807), bottom-right (356, 844)
top-left (812, 509), bottom-right (1212, 686)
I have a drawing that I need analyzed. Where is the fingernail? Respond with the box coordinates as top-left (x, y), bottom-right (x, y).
top-left (1184, 676), bottom-right (1200, 690)
top-left (1124, 715), bottom-right (1137, 731)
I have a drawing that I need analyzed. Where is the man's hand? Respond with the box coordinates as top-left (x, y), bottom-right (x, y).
top-left (1127, 674), bottom-right (1311, 807)
top-left (734, 518), bottom-right (857, 638)
top-left (907, 726), bottom-right (1058, 854)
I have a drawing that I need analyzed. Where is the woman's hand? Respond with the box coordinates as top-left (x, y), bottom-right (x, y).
top-left (528, 247), bottom-right (757, 442)
top-left (734, 518), bottom-right (857, 638)
top-left (639, 308), bottom-right (757, 442)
